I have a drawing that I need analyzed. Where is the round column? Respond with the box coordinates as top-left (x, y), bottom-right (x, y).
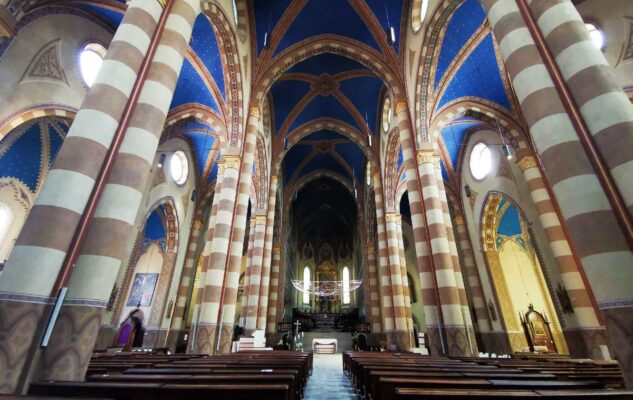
top-left (0, 0), bottom-right (166, 391)
top-left (482, 0), bottom-right (633, 385)
top-left (258, 176), bottom-right (278, 331)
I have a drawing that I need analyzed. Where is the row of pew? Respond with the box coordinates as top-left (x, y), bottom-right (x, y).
top-left (29, 351), bottom-right (312, 400)
top-left (343, 351), bottom-right (633, 399)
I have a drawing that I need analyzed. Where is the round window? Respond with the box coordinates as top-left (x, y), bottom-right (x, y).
top-left (585, 23), bottom-right (605, 50)
top-left (382, 96), bottom-right (392, 132)
top-left (169, 150), bottom-right (189, 186)
top-left (79, 43), bottom-right (106, 87)
top-left (469, 143), bottom-right (492, 180)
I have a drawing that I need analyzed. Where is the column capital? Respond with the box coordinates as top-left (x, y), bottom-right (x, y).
top-left (453, 215), bottom-right (465, 225)
top-left (416, 149), bottom-right (440, 167)
top-left (385, 212), bottom-right (401, 223)
top-left (192, 220), bottom-right (203, 230)
top-left (255, 215), bottom-right (267, 225)
top-left (517, 155), bottom-right (538, 172)
top-left (272, 247), bottom-right (281, 254)
top-left (270, 175), bottom-right (278, 186)
top-left (395, 99), bottom-right (408, 115)
top-left (366, 246), bottom-right (376, 253)
top-left (249, 106), bottom-right (261, 119)
top-left (217, 158), bottom-right (226, 175)
top-left (223, 155), bottom-right (241, 170)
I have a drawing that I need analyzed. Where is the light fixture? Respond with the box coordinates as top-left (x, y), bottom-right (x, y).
top-left (387, 26), bottom-right (396, 45)
top-left (503, 144), bottom-right (513, 160)
top-left (158, 153), bottom-right (166, 168)
top-left (263, 31), bottom-right (270, 49)
top-left (464, 185), bottom-right (471, 198)
top-left (495, 118), bottom-right (512, 160)
top-left (291, 279), bottom-right (362, 298)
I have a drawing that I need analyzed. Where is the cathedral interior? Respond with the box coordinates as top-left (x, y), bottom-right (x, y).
top-left (1, 0), bottom-right (633, 396)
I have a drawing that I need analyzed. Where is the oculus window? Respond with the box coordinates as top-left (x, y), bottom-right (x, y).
top-left (169, 150), bottom-right (189, 186)
top-left (469, 143), bottom-right (492, 180)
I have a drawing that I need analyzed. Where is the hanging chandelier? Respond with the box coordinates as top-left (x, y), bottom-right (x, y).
top-left (291, 280), bottom-right (362, 297)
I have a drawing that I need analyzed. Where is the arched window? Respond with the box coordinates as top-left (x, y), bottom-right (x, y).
top-left (382, 96), bottom-right (392, 132)
top-left (303, 266), bottom-right (310, 304)
top-left (585, 23), bottom-right (606, 50)
top-left (79, 43), bottom-right (107, 87)
top-left (0, 203), bottom-right (13, 261)
top-left (232, 0), bottom-right (239, 24)
top-left (342, 266), bottom-right (350, 304)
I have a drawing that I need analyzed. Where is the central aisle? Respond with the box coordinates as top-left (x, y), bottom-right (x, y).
top-left (304, 354), bottom-right (356, 400)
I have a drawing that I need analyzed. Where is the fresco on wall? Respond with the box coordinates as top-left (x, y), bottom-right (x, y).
top-left (127, 273), bottom-right (159, 307)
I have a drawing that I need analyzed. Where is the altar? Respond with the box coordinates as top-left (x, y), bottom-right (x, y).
top-left (312, 338), bottom-right (337, 353)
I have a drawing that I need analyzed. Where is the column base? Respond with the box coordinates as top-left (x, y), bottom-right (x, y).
top-left (94, 325), bottom-right (116, 350)
top-left (445, 325), bottom-right (471, 357)
top-left (216, 323), bottom-right (234, 354)
top-left (0, 299), bottom-right (47, 394)
top-left (38, 304), bottom-right (104, 382)
top-left (192, 323), bottom-right (217, 354)
top-left (385, 330), bottom-right (412, 352)
top-left (603, 307), bottom-right (633, 388)
top-left (164, 329), bottom-right (182, 352)
top-left (563, 327), bottom-right (609, 359)
top-left (478, 331), bottom-right (512, 355)
top-left (425, 326), bottom-right (444, 356)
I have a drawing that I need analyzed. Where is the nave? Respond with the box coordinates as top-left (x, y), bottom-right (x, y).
top-left (12, 350), bottom-right (633, 399)
top-left (2, 0), bottom-right (633, 396)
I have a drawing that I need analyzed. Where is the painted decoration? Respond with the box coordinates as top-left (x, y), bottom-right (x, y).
top-left (127, 273), bottom-right (159, 307)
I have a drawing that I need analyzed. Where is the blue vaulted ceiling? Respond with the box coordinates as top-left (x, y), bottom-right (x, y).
top-left (283, 130), bottom-right (365, 185)
top-left (0, 117), bottom-right (68, 192)
top-left (433, 0), bottom-right (512, 183)
top-left (433, 0), bottom-right (511, 112)
top-left (441, 118), bottom-right (480, 170)
top-left (434, 0), bottom-right (486, 89)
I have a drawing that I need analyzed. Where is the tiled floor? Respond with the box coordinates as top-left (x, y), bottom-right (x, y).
top-left (304, 354), bottom-right (356, 399)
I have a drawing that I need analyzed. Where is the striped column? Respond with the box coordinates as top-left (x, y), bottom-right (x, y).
top-left (384, 212), bottom-right (412, 350)
top-left (482, 0), bottom-right (633, 385)
top-left (453, 215), bottom-right (491, 333)
top-left (0, 0), bottom-right (165, 392)
top-left (169, 218), bottom-right (203, 334)
top-left (395, 215), bottom-right (415, 347)
top-left (244, 215), bottom-right (265, 333)
top-left (517, 154), bottom-right (605, 357)
top-left (372, 172), bottom-right (395, 338)
top-left (195, 154), bottom-right (242, 354)
top-left (36, 0), bottom-right (199, 381)
top-left (214, 108), bottom-right (259, 353)
top-left (188, 162), bottom-right (224, 353)
top-left (239, 217), bottom-right (256, 327)
top-left (366, 246), bottom-right (382, 332)
top-left (394, 100), bottom-right (445, 355)
top-left (526, 0), bottom-right (633, 217)
top-left (258, 176), bottom-right (278, 331)
top-left (436, 170), bottom-right (477, 356)
top-left (266, 246), bottom-right (282, 334)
